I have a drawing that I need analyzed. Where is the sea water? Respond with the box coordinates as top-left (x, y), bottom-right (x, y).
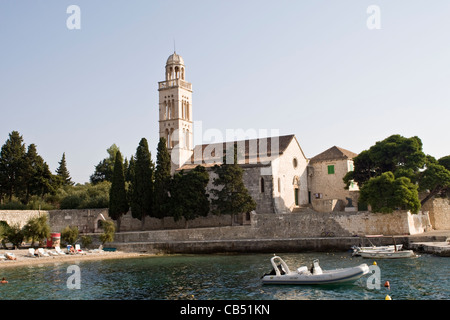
top-left (0, 252), bottom-right (448, 300)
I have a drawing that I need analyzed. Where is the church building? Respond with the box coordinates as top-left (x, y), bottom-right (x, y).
top-left (157, 52), bottom-right (357, 216)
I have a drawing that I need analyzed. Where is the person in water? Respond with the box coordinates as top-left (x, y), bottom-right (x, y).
top-left (1, 277), bottom-right (8, 284)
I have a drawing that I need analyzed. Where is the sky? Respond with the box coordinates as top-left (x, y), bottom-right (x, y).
top-left (1, 0), bottom-right (449, 184)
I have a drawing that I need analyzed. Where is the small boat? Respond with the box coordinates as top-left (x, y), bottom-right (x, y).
top-left (351, 245), bottom-right (403, 256)
top-left (359, 250), bottom-right (418, 259)
top-left (261, 256), bottom-right (370, 285)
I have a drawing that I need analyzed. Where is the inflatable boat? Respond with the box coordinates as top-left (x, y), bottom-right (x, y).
top-left (261, 256), bottom-right (370, 285)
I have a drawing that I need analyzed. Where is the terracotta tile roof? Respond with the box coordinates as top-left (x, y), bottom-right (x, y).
top-left (309, 146), bottom-right (358, 163)
top-left (177, 134), bottom-right (295, 171)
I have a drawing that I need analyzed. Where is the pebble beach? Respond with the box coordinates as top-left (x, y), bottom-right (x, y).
top-left (0, 248), bottom-right (152, 269)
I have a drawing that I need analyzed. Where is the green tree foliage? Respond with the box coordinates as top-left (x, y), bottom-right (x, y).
top-left (58, 182), bottom-right (110, 209)
top-left (130, 138), bottom-right (154, 228)
top-left (169, 166), bottom-right (210, 226)
top-left (0, 131), bottom-right (27, 201)
top-left (4, 223), bottom-right (25, 249)
top-left (0, 131), bottom-right (59, 205)
top-left (99, 220), bottom-right (115, 245)
top-left (90, 144), bottom-right (120, 184)
top-left (153, 137), bottom-right (172, 218)
top-left (343, 134), bottom-right (450, 211)
top-left (419, 160), bottom-right (450, 205)
top-left (22, 215), bottom-right (51, 247)
top-left (56, 153), bottom-right (74, 186)
top-left (344, 134), bottom-right (426, 188)
top-left (61, 225), bottom-right (79, 246)
top-left (108, 151), bottom-right (129, 231)
top-left (359, 172), bottom-right (421, 214)
top-left (211, 144), bottom-right (256, 220)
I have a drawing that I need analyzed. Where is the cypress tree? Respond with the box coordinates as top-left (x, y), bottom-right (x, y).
top-left (109, 151), bottom-right (129, 231)
top-left (153, 137), bottom-right (172, 218)
top-left (56, 153), bottom-right (74, 186)
top-left (130, 138), bottom-right (154, 229)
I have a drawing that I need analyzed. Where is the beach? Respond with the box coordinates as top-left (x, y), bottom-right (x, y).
top-left (0, 248), bottom-right (152, 269)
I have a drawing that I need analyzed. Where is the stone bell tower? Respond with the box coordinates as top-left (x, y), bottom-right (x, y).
top-left (158, 52), bottom-right (193, 173)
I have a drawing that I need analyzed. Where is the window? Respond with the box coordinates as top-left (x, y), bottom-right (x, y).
top-left (278, 178), bottom-right (281, 193)
top-left (294, 188), bottom-right (299, 206)
top-left (293, 157), bottom-right (298, 168)
top-left (260, 177), bottom-right (265, 193)
top-left (327, 165), bottom-right (335, 174)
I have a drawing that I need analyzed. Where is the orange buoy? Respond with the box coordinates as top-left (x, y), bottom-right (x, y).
top-left (384, 281), bottom-right (390, 289)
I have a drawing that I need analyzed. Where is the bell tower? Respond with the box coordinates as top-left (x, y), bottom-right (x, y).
top-left (158, 52), bottom-right (193, 173)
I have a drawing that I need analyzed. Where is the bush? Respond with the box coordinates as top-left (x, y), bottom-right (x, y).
top-left (22, 215), bottom-right (51, 246)
top-left (81, 235), bottom-right (92, 248)
top-left (4, 223), bottom-right (25, 249)
top-left (61, 226), bottom-right (79, 246)
top-left (99, 220), bottom-right (115, 245)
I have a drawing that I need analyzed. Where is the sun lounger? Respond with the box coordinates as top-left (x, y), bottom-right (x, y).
top-left (55, 246), bottom-right (66, 255)
top-left (0, 254), bottom-right (6, 260)
top-left (5, 252), bottom-right (16, 260)
top-left (88, 245), bottom-right (104, 253)
top-left (28, 248), bottom-right (38, 258)
top-left (75, 244), bottom-right (86, 255)
top-left (48, 250), bottom-right (59, 256)
top-left (37, 248), bottom-right (50, 257)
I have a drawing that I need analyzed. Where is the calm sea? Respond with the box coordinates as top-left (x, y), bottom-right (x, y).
top-left (0, 252), bottom-right (448, 300)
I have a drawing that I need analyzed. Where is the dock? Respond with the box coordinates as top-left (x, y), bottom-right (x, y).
top-left (410, 241), bottom-right (450, 257)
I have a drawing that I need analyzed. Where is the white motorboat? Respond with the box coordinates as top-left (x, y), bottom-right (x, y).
top-left (351, 244), bottom-right (403, 256)
top-left (261, 256), bottom-right (370, 285)
top-left (359, 249), bottom-right (418, 259)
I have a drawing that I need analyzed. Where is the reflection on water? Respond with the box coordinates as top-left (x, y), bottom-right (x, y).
top-left (0, 252), bottom-right (448, 300)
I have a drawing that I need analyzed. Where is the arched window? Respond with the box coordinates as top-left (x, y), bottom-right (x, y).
top-left (186, 102), bottom-right (190, 120)
top-left (171, 99), bottom-right (175, 119)
top-left (186, 129), bottom-right (190, 149)
top-left (175, 66), bottom-right (179, 79)
top-left (170, 128), bottom-right (174, 148)
top-left (167, 100), bottom-right (171, 119)
top-left (181, 67), bottom-right (185, 80)
top-left (164, 101), bottom-right (168, 120)
top-left (278, 177), bottom-right (281, 193)
top-left (260, 177), bottom-right (265, 193)
top-left (165, 129), bottom-right (170, 148)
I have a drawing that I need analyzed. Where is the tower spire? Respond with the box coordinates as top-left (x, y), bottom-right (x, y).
top-left (173, 38), bottom-right (176, 54)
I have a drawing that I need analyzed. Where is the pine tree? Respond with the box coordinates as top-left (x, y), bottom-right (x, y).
top-left (109, 151), bottom-right (129, 231)
top-left (0, 131), bottom-right (26, 201)
top-left (211, 143), bottom-right (256, 222)
top-left (56, 153), bottom-right (74, 186)
top-left (130, 138), bottom-right (154, 229)
top-left (153, 137), bottom-right (172, 218)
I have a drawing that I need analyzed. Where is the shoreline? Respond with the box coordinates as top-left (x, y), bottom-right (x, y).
top-left (0, 248), bottom-right (155, 269)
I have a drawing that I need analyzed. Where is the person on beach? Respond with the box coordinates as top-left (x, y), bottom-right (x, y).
top-left (1, 277), bottom-right (8, 284)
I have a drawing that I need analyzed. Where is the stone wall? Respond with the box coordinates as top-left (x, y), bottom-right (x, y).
top-left (0, 207), bottom-right (435, 242)
top-left (422, 197), bottom-right (450, 230)
top-left (252, 210), bottom-right (431, 238)
top-left (0, 210), bottom-right (47, 228)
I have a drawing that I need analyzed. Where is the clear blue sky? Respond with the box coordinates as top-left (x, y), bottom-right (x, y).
top-left (1, 1), bottom-right (449, 184)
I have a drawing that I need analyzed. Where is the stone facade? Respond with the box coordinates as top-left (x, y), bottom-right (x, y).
top-left (422, 197), bottom-right (450, 230)
top-left (307, 146), bottom-right (360, 212)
